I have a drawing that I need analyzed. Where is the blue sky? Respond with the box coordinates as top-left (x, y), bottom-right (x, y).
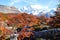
top-left (0, 0), bottom-right (59, 11)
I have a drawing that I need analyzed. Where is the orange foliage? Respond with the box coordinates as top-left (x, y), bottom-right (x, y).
top-left (17, 27), bottom-right (34, 40)
top-left (0, 13), bottom-right (40, 27)
top-left (0, 26), bottom-right (14, 35)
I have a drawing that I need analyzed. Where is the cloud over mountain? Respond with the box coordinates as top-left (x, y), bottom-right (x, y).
top-left (20, 4), bottom-right (55, 15)
top-left (10, 0), bottom-right (20, 5)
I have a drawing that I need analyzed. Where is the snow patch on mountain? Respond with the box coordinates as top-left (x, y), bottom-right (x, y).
top-left (20, 5), bottom-right (56, 17)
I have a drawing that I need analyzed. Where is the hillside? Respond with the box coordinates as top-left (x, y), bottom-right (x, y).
top-left (0, 13), bottom-right (40, 28)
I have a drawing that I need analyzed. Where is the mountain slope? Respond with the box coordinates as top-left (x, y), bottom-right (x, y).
top-left (0, 5), bottom-right (20, 13)
top-left (0, 13), bottom-right (40, 27)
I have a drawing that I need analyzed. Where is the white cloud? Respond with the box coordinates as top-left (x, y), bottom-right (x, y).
top-left (9, 0), bottom-right (33, 6)
top-left (53, 8), bottom-right (56, 11)
top-left (30, 5), bottom-right (51, 11)
top-left (31, 5), bottom-right (42, 10)
top-left (23, 6), bottom-right (28, 10)
top-left (10, 0), bottom-right (20, 5)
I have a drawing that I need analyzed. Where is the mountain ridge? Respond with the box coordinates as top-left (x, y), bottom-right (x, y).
top-left (0, 5), bottom-right (20, 13)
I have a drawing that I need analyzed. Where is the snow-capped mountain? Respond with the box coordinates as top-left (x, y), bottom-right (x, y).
top-left (20, 5), bottom-right (55, 17)
top-left (38, 9), bottom-right (55, 16)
